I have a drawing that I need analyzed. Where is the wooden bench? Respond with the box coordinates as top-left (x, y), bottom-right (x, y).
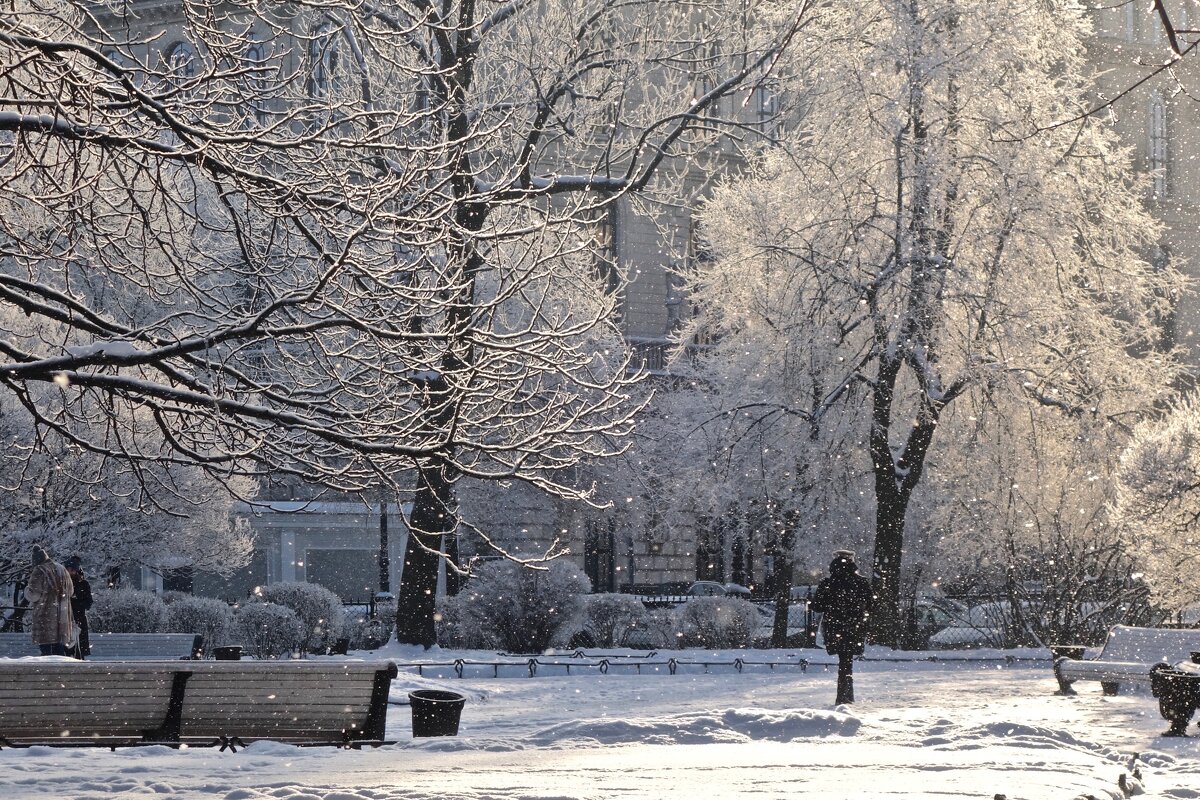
top-left (1052, 625), bottom-right (1200, 696)
top-left (0, 632), bottom-right (202, 661)
top-left (0, 660), bottom-right (397, 750)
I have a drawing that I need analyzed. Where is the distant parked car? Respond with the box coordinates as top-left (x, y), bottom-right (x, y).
top-left (926, 601), bottom-right (1026, 649)
top-left (753, 602), bottom-right (813, 647)
top-left (687, 581), bottom-right (752, 598)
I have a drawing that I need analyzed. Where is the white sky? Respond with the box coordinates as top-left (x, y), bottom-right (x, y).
top-left (2, 644), bottom-right (1198, 799)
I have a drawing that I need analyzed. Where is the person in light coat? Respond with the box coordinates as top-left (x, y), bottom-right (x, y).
top-left (24, 545), bottom-right (76, 656)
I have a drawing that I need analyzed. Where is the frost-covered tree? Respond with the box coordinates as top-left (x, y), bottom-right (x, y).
top-left (0, 374), bottom-right (254, 583)
top-left (923, 404), bottom-right (1153, 646)
top-left (1112, 396), bottom-right (1200, 613)
top-left (0, 1), bottom-right (816, 646)
top-left (690, 0), bottom-right (1183, 643)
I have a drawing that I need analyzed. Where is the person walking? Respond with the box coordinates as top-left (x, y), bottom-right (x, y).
top-left (810, 549), bottom-right (873, 705)
top-left (64, 556), bottom-right (92, 659)
top-left (24, 545), bottom-right (76, 656)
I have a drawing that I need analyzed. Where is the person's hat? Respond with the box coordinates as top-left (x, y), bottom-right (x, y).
top-left (833, 549), bottom-right (855, 560)
top-left (64, 556), bottom-right (82, 570)
top-left (31, 544), bottom-right (48, 566)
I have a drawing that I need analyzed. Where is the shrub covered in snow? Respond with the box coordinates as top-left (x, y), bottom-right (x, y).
top-left (581, 593), bottom-right (651, 647)
top-left (677, 596), bottom-right (761, 649)
top-left (165, 595), bottom-right (235, 648)
top-left (342, 599), bottom-right (395, 651)
top-left (452, 559), bottom-right (591, 652)
top-left (234, 602), bottom-right (304, 658)
top-left (435, 592), bottom-right (499, 649)
top-left (627, 607), bottom-right (679, 650)
top-left (249, 581), bottom-right (344, 654)
top-left (343, 615), bottom-right (391, 651)
top-left (89, 588), bottom-right (169, 633)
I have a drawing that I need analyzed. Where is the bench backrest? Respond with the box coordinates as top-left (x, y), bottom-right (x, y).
top-left (176, 661), bottom-right (396, 743)
top-left (1097, 625), bottom-right (1200, 664)
top-left (0, 659), bottom-right (396, 746)
top-left (0, 632), bottom-right (199, 660)
top-left (0, 661), bottom-right (183, 741)
top-left (89, 633), bottom-right (201, 660)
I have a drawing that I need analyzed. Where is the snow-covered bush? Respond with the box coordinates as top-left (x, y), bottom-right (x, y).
top-left (453, 559), bottom-right (591, 653)
top-left (89, 588), bottom-right (169, 633)
top-left (677, 597), bottom-right (760, 649)
top-left (249, 582), bottom-right (344, 654)
top-left (234, 602), bottom-right (304, 659)
top-left (165, 595), bottom-right (235, 649)
top-left (342, 599), bottom-right (396, 651)
top-left (632, 608), bottom-right (679, 650)
top-left (581, 593), bottom-right (651, 648)
top-left (435, 592), bottom-right (501, 650)
top-left (343, 615), bottom-right (390, 651)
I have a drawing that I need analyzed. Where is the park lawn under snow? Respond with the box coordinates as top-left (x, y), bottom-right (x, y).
top-left (1, 644), bottom-right (1198, 800)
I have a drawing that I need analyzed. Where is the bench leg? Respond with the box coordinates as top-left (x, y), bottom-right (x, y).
top-left (1101, 681), bottom-right (1120, 696)
top-left (142, 671), bottom-right (192, 743)
top-left (216, 735), bottom-right (247, 753)
top-left (1053, 660), bottom-right (1077, 696)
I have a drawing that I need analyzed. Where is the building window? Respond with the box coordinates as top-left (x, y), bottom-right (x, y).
top-left (244, 41), bottom-right (269, 125)
top-left (754, 80), bottom-right (781, 138)
top-left (164, 41), bottom-right (196, 85)
top-left (590, 204), bottom-right (622, 320)
top-left (308, 23), bottom-right (342, 98)
top-left (1149, 93), bottom-right (1168, 198)
top-left (585, 519), bottom-right (616, 593)
top-left (686, 216), bottom-right (716, 346)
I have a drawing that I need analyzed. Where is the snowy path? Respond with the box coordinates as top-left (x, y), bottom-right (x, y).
top-left (1, 655), bottom-right (1197, 799)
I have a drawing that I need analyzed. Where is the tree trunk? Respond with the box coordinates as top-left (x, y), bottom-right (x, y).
top-left (869, 485), bottom-right (908, 646)
top-left (394, 462), bottom-right (456, 647)
top-left (770, 514), bottom-right (795, 648)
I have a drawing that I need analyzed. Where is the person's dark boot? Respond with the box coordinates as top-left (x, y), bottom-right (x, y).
top-left (835, 655), bottom-right (855, 704)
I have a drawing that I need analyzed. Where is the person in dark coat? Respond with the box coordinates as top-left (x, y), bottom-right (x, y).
top-left (809, 550), bottom-right (873, 705)
top-left (64, 556), bottom-right (93, 660)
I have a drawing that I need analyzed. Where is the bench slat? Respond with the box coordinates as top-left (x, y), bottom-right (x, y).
top-left (0, 659), bottom-right (396, 747)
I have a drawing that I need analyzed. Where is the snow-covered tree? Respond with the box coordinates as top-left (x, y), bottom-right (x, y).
top-left (0, 375), bottom-right (254, 583)
top-left (1112, 396), bottom-right (1200, 613)
top-left (924, 404), bottom-right (1153, 646)
top-left (0, 2), bottom-right (816, 645)
top-left (690, 0), bottom-right (1183, 643)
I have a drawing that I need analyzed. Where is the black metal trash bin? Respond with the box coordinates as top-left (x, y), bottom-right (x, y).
top-left (409, 689), bottom-right (466, 737)
top-left (213, 645), bottom-right (243, 661)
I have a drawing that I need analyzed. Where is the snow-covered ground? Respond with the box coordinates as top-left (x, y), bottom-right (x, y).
top-left (2, 644), bottom-right (1198, 800)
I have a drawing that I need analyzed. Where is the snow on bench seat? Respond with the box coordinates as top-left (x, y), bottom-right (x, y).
top-left (1053, 625), bottom-right (1200, 696)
